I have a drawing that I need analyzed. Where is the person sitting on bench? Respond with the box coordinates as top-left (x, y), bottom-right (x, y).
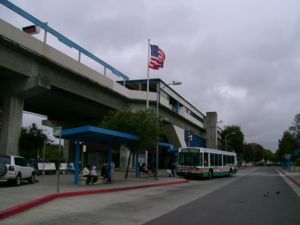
top-left (82, 165), bottom-right (91, 185)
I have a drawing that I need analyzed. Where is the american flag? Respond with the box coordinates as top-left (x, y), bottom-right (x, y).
top-left (149, 45), bottom-right (165, 70)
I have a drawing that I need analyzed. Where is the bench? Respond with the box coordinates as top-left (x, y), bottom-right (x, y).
top-left (79, 176), bottom-right (105, 185)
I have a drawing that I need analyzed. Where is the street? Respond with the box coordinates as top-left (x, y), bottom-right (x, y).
top-left (144, 167), bottom-right (300, 225)
top-left (1, 167), bottom-right (299, 225)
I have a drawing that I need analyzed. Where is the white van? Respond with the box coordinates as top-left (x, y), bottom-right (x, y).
top-left (0, 155), bottom-right (36, 186)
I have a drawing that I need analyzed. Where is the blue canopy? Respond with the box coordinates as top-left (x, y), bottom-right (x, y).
top-left (62, 125), bottom-right (139, 144)
top-left (61, 126), bottom-right (139, 185)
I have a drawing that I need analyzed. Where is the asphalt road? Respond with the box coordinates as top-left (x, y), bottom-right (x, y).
top-left (1, 167), bottom-right (299, 225)
top-left (144, 167), bottom-right (300, 225)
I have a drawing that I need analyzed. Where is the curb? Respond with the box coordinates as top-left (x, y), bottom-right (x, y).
top-left (0, 179), bottom-right (188, 220)
top-left (277, 167), bottom-right (300, 188)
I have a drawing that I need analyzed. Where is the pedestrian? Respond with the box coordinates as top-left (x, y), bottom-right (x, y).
top-left (90, 165), bottom-right (98, 184)
top-left (167, 160), bottom-right (175, 177)
top-left (147, 162), bottom-right (153, 176)
top-left (82, 165), bottom-right (91, 185)
top-left (138, 161), bottom-right (143, 175)
top-left (172, 161), bottom-right (176, 177)
top-left (101, 162), bottom-right (107, 183)
top-left (139, 161), bottom-right (148, 176)
top-left (105, 162), bottom-right (112, 184)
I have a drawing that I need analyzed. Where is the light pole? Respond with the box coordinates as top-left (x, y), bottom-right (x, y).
top-left (155, 80), bottom-right (182, 179)
top-left (252, 143), bottom-right (255, 166)
top-left (216, 120), bottom-right (222, 149)
top-left (156, 80), bottom-right (182, 117)
top-left (225, 132), bottom-right (236, 151)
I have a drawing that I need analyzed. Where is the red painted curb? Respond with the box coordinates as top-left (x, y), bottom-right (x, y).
top-left (0, 194), bottom-right (58, 219)
top-left (276, 168), bottom-right (300, 188)
top-left (0, 179), bottom-right (188, 220)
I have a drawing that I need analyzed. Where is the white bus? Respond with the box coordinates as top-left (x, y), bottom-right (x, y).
top-left (176, 147), bottom-right (237, 178)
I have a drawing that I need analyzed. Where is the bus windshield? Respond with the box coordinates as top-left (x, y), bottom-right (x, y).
top-left (178, 152), bottom-right (202, 167)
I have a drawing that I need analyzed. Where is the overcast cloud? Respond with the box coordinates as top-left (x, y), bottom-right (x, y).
top-left (1, 0), bottom-right (300, 151)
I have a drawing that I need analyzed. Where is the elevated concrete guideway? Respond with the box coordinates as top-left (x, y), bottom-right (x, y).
top-left (0, 18), bottom-right (204, 156)
top-left (0, 18), bottom-right (156, 155)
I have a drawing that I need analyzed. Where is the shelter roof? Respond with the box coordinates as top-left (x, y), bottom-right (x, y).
top-left (62, 126), bottom-right (139, 144)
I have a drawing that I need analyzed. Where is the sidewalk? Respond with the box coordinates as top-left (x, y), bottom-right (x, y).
top-left (0, 170), bottom-right (188, 219)
top-left (277, 167), bottom-right (300, 188)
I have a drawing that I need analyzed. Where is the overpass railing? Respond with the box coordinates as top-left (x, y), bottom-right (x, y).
top-left (0, 0), bottom-right (129, 80)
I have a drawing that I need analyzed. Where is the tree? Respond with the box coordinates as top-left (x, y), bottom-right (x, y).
top-left (19, 123), bottom-right (48, 159)
top-left (252, 143), bottom-right (265, 163)
top-left (100, 109), bottom-right (160, 150)
top-left (263, 149), bottom-right (275, 162)
top-left (276, 131), bottom-right (297, 160)
top-left (243, 143), bottom-right (275, 164)
top-left (275, 113), bottom-right (300, 161)
top-left (99, 109), bottom-right (160, 178)
top-left (289, 113), bottom-right (300, 146)
top-left (44, 143), bottom-right (64, 163)
top-left (220, 125), bottom-right (244, 154)
top-left (242, 143), bottom-right (253, 163)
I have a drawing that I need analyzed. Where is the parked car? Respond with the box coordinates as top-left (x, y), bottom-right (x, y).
top-left (0, 154), bottom-right (36, 186)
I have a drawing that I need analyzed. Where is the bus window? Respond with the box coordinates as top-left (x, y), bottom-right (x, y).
top-left (209, 153), bottom-right (215, 166)
top-left (215, 154), bottom-right (219, 166)
top-left (215, 154), bottom-right (218, 166)
top-left (178, 152), bottom-right (201, 167)
top-left (199, 153), bottom-right (203, 166)
top-left (204, 153), bottom-right (208, 166)
top-left (214, 154), bottom-right (218, 166)
top-left (224, 155), bottom-right (228, 165)
top-left (218, 154), bottom-right (222, 166)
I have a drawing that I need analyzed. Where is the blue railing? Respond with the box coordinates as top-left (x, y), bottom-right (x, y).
top-left (0, 0), bottom-right (129, 80)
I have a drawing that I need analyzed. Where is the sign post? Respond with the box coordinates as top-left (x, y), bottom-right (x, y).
top-left (53, 126), bottom-right (62, 193)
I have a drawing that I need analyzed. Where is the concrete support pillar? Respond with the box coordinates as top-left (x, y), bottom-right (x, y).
top-left (0, 96), bottom-right (24, 155)
top-left (0, 103), bottom-right (2, 144)
top-left (205, 112), bottom-right (217, 149)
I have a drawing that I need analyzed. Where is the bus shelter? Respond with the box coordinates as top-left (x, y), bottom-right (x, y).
top-left (61, 126), bottom-right (139, 185)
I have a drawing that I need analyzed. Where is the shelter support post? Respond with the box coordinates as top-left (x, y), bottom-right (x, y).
top-left (74, 141), bottom-right (80, 185)
top-left (108, 143), bottom-right (112, 179)
top-left (135, 152), bottom-right (139, 177)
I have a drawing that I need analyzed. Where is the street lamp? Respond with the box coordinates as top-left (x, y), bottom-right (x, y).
top-left (155, 80), bottom-right (182, 179)
top-left (168, 81), bottom-right (182, 86)
top-left (225, 132), bottom-right (236, 151)
top-left (252, 143), bottom-right (255, 166)
top-left (156, 80), bottom-right (183, 116)
top-left (216, 120), bottom-right (223, 149)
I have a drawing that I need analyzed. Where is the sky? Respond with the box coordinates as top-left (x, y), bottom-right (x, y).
top-left (1, 0), bottom-right (300, 152)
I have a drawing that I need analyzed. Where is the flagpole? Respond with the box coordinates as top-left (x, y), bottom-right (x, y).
top-left (146, 38), bottom-right (150, 109)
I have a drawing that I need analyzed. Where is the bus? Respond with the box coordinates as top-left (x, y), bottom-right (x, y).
top-left (176, 147), bottom-right (237, 178)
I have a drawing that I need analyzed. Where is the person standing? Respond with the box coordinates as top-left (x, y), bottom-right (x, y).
top-left (105, 162), bottom-right (112, 184)
top-left (167, 160), bottom-right (175, 177)
top-left (101, 162), bottom-right (107, 183)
